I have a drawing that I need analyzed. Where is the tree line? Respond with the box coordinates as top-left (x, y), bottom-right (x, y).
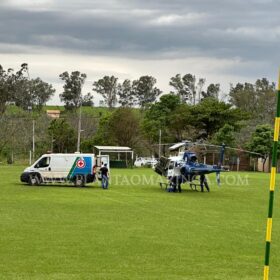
top-left (0, 64), bottom-right (222, 112)
top-left (60, 71), bottom-right (220, 110)
top-left (0, 64), bottom-right (55, 113)
top-left (0, 63), bottom-right (277, 166)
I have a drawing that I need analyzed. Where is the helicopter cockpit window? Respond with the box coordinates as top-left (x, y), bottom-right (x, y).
top-left (35, 157), bottom-right (50, 168)
top-left (190, 156), bottom-right (197, 162)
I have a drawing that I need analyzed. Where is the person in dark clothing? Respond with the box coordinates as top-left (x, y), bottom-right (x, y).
top-left (200, 174), bottom-right (209, 192)
top-left (170, 175), bottom-right (182, 193)
top-left (100, 163), bottom-right (109, 189)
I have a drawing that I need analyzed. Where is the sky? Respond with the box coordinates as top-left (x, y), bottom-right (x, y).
top-left (0, 0), bottom-right (279, 105)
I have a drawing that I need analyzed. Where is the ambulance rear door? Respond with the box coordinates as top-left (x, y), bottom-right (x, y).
top-left (97, 155), bottom-right (110, 169)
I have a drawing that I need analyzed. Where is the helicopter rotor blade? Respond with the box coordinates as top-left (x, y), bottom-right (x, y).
top-left (192, 142), bottom-right (263, 156)
top-left (153, 141), bottom-right (264, 157)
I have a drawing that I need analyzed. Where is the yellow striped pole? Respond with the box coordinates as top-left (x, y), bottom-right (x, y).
top-left (263, 73), bottom-right (280, 279)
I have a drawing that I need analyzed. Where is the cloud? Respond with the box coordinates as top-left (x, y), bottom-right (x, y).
top-left (149, 12), bottom-right (207, 26)
top-left (224, 26), bottom-right (280, 43)
top-left (2, 0), bottom-right (54, 11)
top-left (0, 0), bottom-right (279, 62)
top-left (0, 0), bottom-right (279, 104)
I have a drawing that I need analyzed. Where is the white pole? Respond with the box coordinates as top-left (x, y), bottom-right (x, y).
top-left (77, 104), bottom-right (82, 152)
top-left (237, 157), bottom-right (240, 172)
top-left (32, 120), bottom-right (35, 160)
top-left (29, 150), bottom-right (32, 165)
top-left (159, 129), bottom-right (162, 158)
top-left (51, 133), bottom-right (54, 152)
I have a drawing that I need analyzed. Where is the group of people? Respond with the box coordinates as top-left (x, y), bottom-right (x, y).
top-left (168, 175), bottom-right (183, 193)
top-left (93, 162), bottom-right (109, 189)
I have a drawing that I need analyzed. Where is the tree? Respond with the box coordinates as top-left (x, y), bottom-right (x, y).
top-left (142, 94), bottom-right (181, 143)
top-left (81, 92), bottom-right (94, 106)
top-left (12, 63), bottom-right (35, 110)
top-left (169, 74), bottom-right (186, 103)
top-left (229, 78), bottom-right (275, 124)
top-left (0, 63), bottom-right (55, 112)
top-left (59, 71), bottom-right (87, 110)
top-left (13, 79), bottom-right (31, 110)
top-left (201, 83), bottom-right (220, 100)
top-left (255, 78), bottom-right (276, 124)
top-left (0, 64), bottom-right (30, 113)
top-left (191, 98), bottom-right (248, 139)
top-left (117, 79), bottom-right (136, 107)
top-left (132, 76), bottom-right (161, 109)
top-left (92, 108), bottom-right (140, 148)
top-left (48, 119), bottom-right (76, 153)
top-left (211, 124), bottom-right (235, 146)
top-left (168, 104), bottom-right (195, 141)
top-left (92, 112), bottom-right (114, 145)
top-left (30, 78), bottom-right (55, 110)
top-left (169, 73), bottom-right (205, 104)
top-left (108, 108), bottom-right (140, 147)
top-left (0, 111), bottom-right (53, 162)
top-left (0, 115), bottom-right (19, 155)
top-left (246, 124), bottom-right (273, 171)
top-left (182, 74), bottom-right (205, 105)
top-left (0, 65), bottom-right (13, 114)
top-left (92, 76), bottom-right (118, 108)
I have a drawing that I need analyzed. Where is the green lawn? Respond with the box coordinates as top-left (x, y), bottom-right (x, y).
top-left (0, 167), bottom-right (280, 279)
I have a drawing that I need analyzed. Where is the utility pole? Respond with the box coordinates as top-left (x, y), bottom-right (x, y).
top-left (23, 63), bottom-right (35, 161)
top-left (75, 73), bottom-right (87, 153)
top-left (77, 104), bottom-right (82, 153)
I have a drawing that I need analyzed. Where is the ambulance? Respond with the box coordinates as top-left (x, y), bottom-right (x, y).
top-left (20, 153), bottom-right (109, 187)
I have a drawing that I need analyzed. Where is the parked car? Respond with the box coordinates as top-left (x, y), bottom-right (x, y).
top-left (134, 157), bottom-right (158, 168)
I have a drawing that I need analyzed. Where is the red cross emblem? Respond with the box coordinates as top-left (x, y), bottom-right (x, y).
top-left (76, 158), bottom-right (85, 168)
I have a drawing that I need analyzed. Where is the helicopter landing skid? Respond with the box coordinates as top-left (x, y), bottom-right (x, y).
top-left (189, 182), bottom-right (200, 191)
top-left (159, 180), bottom-right (201, 192)
top-left (159, 182), bottom-right (169, 190)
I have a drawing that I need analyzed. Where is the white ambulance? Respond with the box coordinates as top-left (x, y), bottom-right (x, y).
top-left (20, 153), bottom-right (109, 187)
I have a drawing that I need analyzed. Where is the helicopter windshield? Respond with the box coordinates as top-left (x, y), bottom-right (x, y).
top-left (190, 156), bottom-right (197, 162)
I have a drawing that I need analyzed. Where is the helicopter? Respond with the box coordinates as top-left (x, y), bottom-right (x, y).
top-left (154, 141), bottom-right (262, 193)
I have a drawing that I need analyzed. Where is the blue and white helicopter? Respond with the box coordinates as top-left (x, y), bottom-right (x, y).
top-left (154, 141), bottom-right (228, 192)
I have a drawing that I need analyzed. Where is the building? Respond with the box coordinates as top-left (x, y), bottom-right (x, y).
top-left (46, 110), bottom-right (60, 119)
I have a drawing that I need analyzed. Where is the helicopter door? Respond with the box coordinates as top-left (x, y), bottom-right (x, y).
top-left (154, 157), bottom-right (170, 177)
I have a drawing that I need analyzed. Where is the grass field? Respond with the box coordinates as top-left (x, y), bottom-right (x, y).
top-left (1, 166), bottom-right (280, 279)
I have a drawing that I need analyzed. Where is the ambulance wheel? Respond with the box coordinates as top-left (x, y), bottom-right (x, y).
top-left (28, 173), bottom-right (42, 186)
top-left (75, 175), bottom-right (85, 187)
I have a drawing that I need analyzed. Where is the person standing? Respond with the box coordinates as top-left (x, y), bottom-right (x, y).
top-left (170, 175), bottom-right (182, 193)
top-left (100, 163), bottom-right (109, 189)
top-left (92, 164), bottom-right (97, 182)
